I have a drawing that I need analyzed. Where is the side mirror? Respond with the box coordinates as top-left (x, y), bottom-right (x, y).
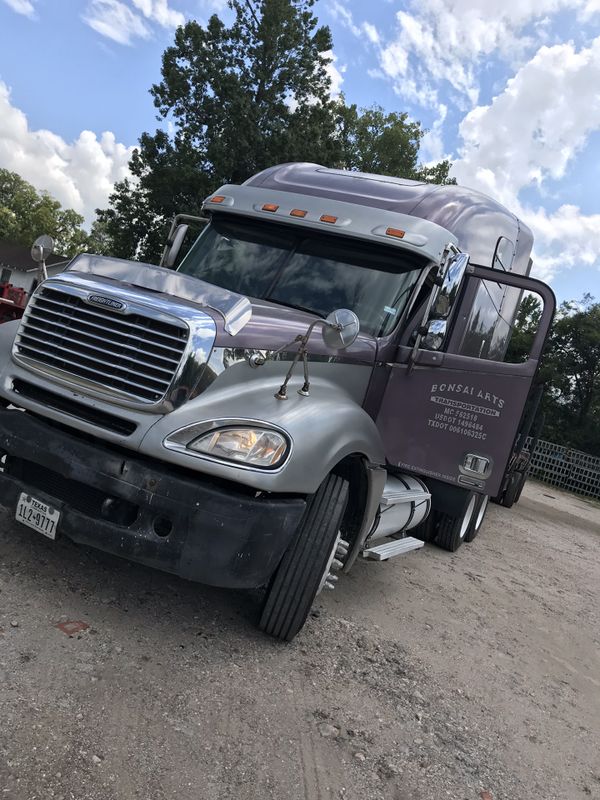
top-left (412, 252), bottom-right (469, 356)
top-left (163, 224), bottom-right (189, 268)
top-left (322, 309), bottom-right (360, 350)
top-left (31, 234), bottom-right (55, 282)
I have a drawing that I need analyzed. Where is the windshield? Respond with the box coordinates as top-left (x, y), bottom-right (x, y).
top-left (178, 215), bottom-right (429, 337)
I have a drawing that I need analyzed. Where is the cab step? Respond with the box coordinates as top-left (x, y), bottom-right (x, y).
top-left (362, 536), bottom-right (425, 561)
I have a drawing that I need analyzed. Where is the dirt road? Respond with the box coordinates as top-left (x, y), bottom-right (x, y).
top-left (1, 481), bottom-right (599, 800)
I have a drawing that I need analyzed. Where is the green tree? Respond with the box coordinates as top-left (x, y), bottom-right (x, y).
top-left (96, 1), bottom-right (455, 262)
top-left (0, 169), bottom-right (89, 257)
top-left (511, 293), bottom-right (600, 455)
top-left (333, 101), bottom-right (455, 184)
top-left (543, 298), bottom-right (600, 453)
top-left (97, 0), bottom-right (339, 261)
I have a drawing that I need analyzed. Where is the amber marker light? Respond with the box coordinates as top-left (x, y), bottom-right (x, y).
top-left (320, 214), bottom-right (338, 224)
top-left (262, 203), bottom-right (279, 212)
top-left (386, 227), bottom-right (405, 238)
top-left (290, 209), bottom-right (307, 218)
top-left (210, 195), bottom-right (226, 203)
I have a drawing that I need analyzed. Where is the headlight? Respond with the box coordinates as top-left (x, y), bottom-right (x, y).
top-left (188, 427), bottom-right (288, 468)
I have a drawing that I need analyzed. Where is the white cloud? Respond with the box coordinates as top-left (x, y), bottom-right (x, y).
top-left (2, 0), bottom-right (35, 17)
top-left (420, 104), bottom-right (448, 163)
top-left (0, 81), bottom-right (134, 228)
top-left (329, 1), bottom-right (382, 47)
top-left (131, 0), bottom-right (184, 27)
top-left (324, 50), bottom-right (346, 98)
top-left (83, 0), bottom-right (151, 45)
top-left (451, 37), bottom-right (600, 280)
top-left (82, 0), bottom-right (183, 45)
top-left (342, 0), bottom-right (598, 109)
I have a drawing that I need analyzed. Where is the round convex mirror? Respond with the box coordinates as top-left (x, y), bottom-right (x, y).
top-left (322, 308), bottom-right (360, 350)
top-left (31, 234), bottom-right (54, 263)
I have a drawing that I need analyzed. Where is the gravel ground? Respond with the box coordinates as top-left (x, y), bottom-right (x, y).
top-left (1, 480), bottom-right (599, 800)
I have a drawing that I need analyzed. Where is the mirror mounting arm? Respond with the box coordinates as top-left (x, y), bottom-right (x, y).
top-left (247, 310), bottom-right (360, 400)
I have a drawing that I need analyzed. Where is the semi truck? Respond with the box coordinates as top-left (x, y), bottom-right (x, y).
top-left (0, 163), bottom-right (555, 640)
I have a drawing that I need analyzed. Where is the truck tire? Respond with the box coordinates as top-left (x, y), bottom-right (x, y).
top-left (500, 471), bottom-right (525, 508)
top-left (411, 513), bottom-right (436, 543)
top-left (434, 493), bottom-right (477, 552)
top-left (464, 495), bottom-right (489, 543)
top-left (259, 473), bottom-right (349, 642)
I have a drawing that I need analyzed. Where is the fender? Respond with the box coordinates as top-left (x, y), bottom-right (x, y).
top-left (139, 359), bottom-right (385, 494)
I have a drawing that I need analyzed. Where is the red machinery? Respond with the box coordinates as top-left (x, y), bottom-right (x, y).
top-left (0, 283), bottom-right (28, 323)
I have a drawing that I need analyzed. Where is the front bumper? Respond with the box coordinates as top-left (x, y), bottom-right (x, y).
top-left (0, 409), bottom-right (305, 589)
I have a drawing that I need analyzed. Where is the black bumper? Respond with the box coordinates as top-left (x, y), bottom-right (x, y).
top-left (0, 409), bottom-right (305, 589)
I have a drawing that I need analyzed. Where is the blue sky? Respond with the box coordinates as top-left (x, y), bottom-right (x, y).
top-left (0, 0), bottom-right (599, 303)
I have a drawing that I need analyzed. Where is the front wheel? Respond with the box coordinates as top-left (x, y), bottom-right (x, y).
top-left (259, 473), bottom-right (349, 642)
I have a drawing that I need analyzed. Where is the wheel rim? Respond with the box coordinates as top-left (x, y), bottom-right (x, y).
top-left (459, 495), bottom-right (477, 539)
top-left (317, 532), bottom-right (349, 594)
top-left (474, 495), bottom-right (489, 531)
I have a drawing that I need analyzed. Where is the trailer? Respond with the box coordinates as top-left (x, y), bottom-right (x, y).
top-left (0, 163), bottom-right (555, 640)
top-left (0, 282), bottom-right (28, 324)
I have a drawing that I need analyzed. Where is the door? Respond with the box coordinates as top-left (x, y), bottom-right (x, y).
top-left (376, 264), bottom-right (555, 496)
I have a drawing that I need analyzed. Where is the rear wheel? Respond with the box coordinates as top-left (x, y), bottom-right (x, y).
top-left (500, 471), bottom-right (526, 508)
top-left (434, 493), bottom-right (477, 552)
top-left (464, 495), bottom-right (489, 543)
top-left (259, 473), bottom-right (349, 642)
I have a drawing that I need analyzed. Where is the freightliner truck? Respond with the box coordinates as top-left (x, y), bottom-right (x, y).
top-left (0, 164), bottom-right (555, 640)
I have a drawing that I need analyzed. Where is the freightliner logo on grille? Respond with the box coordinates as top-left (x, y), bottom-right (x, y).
top-left (87, 294), bottom-right (128, 312)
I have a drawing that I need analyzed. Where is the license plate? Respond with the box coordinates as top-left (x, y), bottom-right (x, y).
top-left (16, 492), bottom-right (60, 540)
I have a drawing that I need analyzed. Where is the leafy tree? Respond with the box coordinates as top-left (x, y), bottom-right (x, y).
top-left (98, 0), bottom-right (339, 261)
top-left (544, 298), bottom-right (600, 453)
top-left (509, 292), bottom-right (600, 455)
top-left (333, 101), bottom-right (455, 184)
top-left (96, 1), bottom-right (455, 262)
top-left (0, 169), bottom-right (89, 257)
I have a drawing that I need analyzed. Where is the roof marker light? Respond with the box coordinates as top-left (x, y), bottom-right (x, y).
top-left (386, 227), bottom-right (405, 239)
top-left (320, 214), bottom-right (338, 224)
top-left (262, 203), bottom-right (279, 212)
top-left (210, 195), bottom-right (226, 204)
top-left (290, 209), bottom-right (307, 218)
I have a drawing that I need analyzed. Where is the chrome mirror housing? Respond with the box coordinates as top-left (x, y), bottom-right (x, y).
top-left (322, 309), bottom-right (360, 350)
top-left (410, 250), bottom-right (469, 361)
top-left (163, 224), bottom-right (189, 268)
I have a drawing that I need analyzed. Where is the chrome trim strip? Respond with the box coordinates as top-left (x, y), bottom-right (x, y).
top-left (66, 254), bottom-right (253, 336)
top-left (13, 275), bottom-right (217, 413)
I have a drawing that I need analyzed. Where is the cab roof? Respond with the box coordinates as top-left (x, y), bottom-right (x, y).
top-left (245, 163), bottom-right (533, 275)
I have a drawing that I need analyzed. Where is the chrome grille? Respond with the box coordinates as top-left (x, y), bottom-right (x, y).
top-left (15, 287), bottom-right (189, 404)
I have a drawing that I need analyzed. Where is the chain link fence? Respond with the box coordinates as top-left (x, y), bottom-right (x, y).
top-left (524, 438), bottom-right (600, 499)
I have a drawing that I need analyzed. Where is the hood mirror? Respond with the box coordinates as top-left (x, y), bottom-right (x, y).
top-left (322, 308), bottom-right (360, 350)
top-left (31, 234), bottom-right (55, 281)
top-left (248, 307), bottom-right (361, 401)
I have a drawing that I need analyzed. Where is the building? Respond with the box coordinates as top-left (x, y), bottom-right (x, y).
top-left (0, 240), bottom-right (71, 322)
top-left (0, 240), bottom-right (70, 295)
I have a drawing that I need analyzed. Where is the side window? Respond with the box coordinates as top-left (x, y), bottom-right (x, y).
top-left (457, 279), bottom-right (545, 364)
top-left (0, 268), bottom-right (11, 283)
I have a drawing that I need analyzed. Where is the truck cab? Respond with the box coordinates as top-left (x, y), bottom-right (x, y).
top-left (0, 163), bottom-right (555, 640)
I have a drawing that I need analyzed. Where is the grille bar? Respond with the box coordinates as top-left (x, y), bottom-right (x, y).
top-left (27, 308), bottom-right (179, 372)
top-left (31, 300), bottom-right (185, 354)
top-left (19, 330), bottom-right (173, 383)
top-left (15, 287), bottom-right (189, 404)
top-left (36, 294), bottom-right (186, 345)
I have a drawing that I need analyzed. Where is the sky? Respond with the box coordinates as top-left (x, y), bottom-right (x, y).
top-left (0, 0), bottom-right (599, 303)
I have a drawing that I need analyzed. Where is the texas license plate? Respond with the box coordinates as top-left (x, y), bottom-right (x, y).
top-left (16, 492), bottom-right (60, 540)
